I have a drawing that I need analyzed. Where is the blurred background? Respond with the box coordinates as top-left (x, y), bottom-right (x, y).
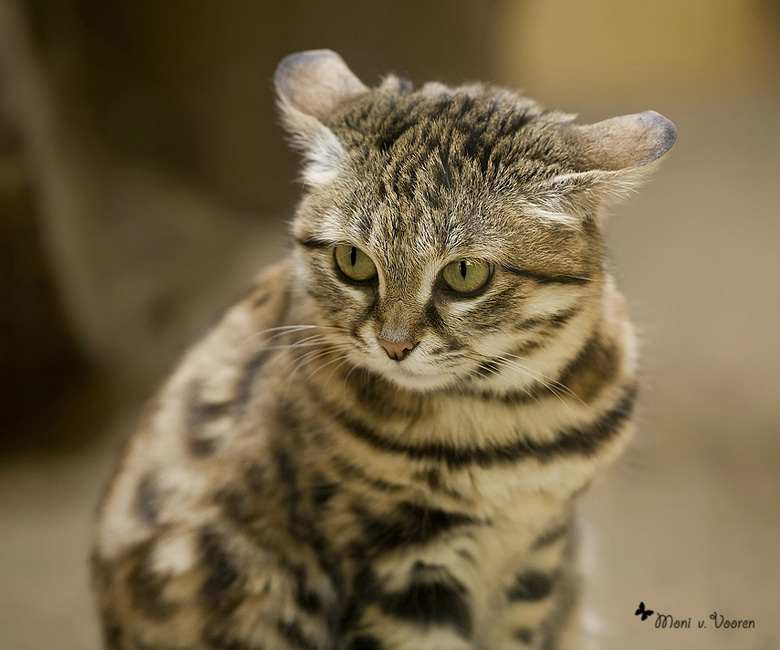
top-left (0, 1), bottom-right (778, 648)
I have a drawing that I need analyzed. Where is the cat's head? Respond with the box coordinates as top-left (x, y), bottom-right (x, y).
top-left (275, 50), bottom-right (675, 393)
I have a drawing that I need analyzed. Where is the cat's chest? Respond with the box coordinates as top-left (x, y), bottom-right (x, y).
top-left (312, 455), bottom-right (572, 642)
top-left (303, 383), bottom-right (592, 515)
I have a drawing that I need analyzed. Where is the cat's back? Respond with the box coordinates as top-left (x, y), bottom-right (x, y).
top-left (94, 259), bottom-right (291, 563)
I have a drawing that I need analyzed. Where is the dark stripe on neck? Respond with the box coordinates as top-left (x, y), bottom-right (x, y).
top-left (479, 329), bottom-right (610, 405)
top-left (467, 339), bottom-right (545, 385)
top-left (331, 384), bottom-right (637, 468)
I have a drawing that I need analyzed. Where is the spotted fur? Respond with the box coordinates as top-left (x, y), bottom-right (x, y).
top-left (93, 50), bottom-right (675, 650)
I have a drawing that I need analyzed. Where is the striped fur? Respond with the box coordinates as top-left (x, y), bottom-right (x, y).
top-left (93, 51), bottom-right (674, 650)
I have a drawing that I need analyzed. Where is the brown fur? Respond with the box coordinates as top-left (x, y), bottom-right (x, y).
top-left (93, 50), bottom-right (675, 650)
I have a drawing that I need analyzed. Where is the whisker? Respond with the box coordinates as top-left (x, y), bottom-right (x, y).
top-left (322, 354), bottom-right (356, 386)
top-left (497, 352), bottom-right (587, 406)
top-left (282, 349), bottom-right (335, 393)
top-left (242, 323), bottom-right (348, 348)
top-left (282, 340), bottom-right (354, 380)
top-left (460, 348), bottom-right (588, 414)
top-left (269, 333), bottom-right (331, 350)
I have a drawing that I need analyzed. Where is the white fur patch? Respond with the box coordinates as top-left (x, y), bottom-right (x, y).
top-left (300, 126), bottom-right (345, 187)
top-left (278, 97), bottom-right (345, 187)
top-left (526, 203), bottom-right (584, 229)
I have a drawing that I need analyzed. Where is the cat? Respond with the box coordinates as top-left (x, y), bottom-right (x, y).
top-left (92, 49), bottom-right (676, 650)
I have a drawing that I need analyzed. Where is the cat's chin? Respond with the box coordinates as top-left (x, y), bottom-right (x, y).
top-left (358, 358), bottom-right (462, 393)
top-left (388, 372), bottom-right (458, 393)
top-left (382, 372), bottom-right (459, 393)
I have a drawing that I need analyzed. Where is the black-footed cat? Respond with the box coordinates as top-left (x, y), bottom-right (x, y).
top-left (93, 50), bottom-right (676, 650)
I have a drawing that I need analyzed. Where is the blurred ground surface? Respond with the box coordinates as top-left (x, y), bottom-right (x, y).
top-left (0, 94), bottom-right (778, 650)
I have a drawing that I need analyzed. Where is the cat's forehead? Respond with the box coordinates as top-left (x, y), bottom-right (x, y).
top-left (326, 79), bottom-right (577, 178)
top-left (312, 81), bottom-right (586, 250)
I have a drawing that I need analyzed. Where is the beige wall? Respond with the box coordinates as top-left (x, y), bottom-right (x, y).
top-left (497, 0), bottom-right (779, 103)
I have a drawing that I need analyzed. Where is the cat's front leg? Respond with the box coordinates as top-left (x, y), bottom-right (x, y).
top-left (93, 521), bottom-right (343, 650)
top-left (342, 559), bottom-right (477, 650)
top-left (486, 529), bottom-right (582, 650)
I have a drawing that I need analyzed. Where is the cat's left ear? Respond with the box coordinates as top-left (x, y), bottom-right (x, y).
top-left (538, 111), bottom-right (677, 220)
top-left (566, 111), bottom-right (677, 174)
top-left (275, 50), bottom-right (368, 186)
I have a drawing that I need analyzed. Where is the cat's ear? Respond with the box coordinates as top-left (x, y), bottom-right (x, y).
top-left (275, 50), bottom-right (368, 186)
top-left (535, 111), bottom-right (676, 221)
top-left (566, 111), bottom-right (677, 173)
top-left (275, 49), bottom-right (367, 119)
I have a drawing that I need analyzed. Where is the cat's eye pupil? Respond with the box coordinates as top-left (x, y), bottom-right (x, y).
top-left (441, 259), bottom-right (492, 295)
top-left (334, 244), bottom-right (377, 282)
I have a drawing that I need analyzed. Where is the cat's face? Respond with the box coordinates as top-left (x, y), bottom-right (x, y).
top-left (292, 139), bottom-right (601, 392)
top-left (276, 51), bottom-right (675, 393)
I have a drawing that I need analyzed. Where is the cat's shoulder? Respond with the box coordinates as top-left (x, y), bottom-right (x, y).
top-left (227, 257), bottom-right (293, 337)
top-left (183, 258), bottom-right (291, 360)
top-left (95, 260), bottom-right (293, 556)
top-left (134, 257), bottom-right (293, 424)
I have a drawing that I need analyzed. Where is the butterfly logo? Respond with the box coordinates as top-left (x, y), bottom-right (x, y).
top-left (635, 601), bottom-right (654, 621)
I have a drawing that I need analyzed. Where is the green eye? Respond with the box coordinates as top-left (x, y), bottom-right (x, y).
top-left (334, 245), bottom-right (377, 282)
top-left (441, 260), bottom-right (492, 294)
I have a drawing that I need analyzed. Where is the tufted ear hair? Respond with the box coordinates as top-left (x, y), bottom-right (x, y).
top-left (275, 50), bottom-right (368, 186)
top-left (530, 111), bottom-right (677, 223)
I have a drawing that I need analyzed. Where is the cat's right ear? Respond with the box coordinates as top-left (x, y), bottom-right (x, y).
top-left (275, 50), bottom-right (368, 186)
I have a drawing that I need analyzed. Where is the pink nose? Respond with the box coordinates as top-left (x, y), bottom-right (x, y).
top-left (378, 338), bottom-right (415, 361)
